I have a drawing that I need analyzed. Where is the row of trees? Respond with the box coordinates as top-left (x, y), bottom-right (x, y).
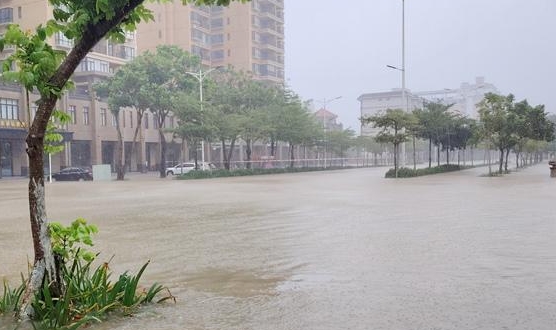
top-left (362, 93), bottom-right (555, 177)
top-left (98, 45), bottom-right (357, 179)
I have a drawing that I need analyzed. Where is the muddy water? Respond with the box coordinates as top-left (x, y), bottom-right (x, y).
top-left (1, 166), bottom-right (555, 330)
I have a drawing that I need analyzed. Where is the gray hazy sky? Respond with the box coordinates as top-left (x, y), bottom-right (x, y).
top-left (285, 0), bottom-right (556, 132)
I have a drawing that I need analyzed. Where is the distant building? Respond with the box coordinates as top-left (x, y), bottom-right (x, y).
top-left (358, 77), bottom-right (499, 137)
top-left (415, 77), bottom-right (499, 118)
top-left (357, 89), bottom-right (422, 137)
top-left (314, 108), bottom-right (343, 131)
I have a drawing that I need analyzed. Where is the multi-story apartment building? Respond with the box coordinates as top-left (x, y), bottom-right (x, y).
top-left (0, 0), bottom-right (164, 177)
top-left (137, 0), bottom-right (285, 84)
top-left (0, 0), bottom-right (285, 177)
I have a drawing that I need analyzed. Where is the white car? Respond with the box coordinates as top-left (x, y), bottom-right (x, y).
top-left (165, 162), bottom-right (215, 176)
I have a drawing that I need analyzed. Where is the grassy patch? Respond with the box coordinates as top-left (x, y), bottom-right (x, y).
top-left (385, 164), bottom-right (472, 178)
top-left (176, 166), bottom-right (357, 180)
top-left (0, 219), bottom-right (173, 330)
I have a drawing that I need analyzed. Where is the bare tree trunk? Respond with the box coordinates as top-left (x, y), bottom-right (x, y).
top-left (499, 149), bottom-right (504, 174)
top-left (226, 139), bottom-right (236, 170)
top-left (289, 143), bottom-right (295, 168)
top-left (115, 121), bottom-right (125, 180)
top-left (245, 138), bottom-right (252, 169)
top-left (412, 135), bottom-right (416, 170)
top-left (130, 112), bottom-right (143, 172)
top-left (221, 139), bottom-right (229, 170)
top-left (428, 138), bottom-right (432, 168)
top-left (504, 148), bottom-right (510, 173)
top-left (158, 128), bottom-right (167, 178)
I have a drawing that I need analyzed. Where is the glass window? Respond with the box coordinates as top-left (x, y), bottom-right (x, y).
top-left (144, 113), bottom-right (149, 129)
top-left (100, 108), bottom-right (107, 126)
top-left (83, 106), bottom-right (89, 125)
top-left (0, 98), bottom-right (19, 120)
top-left (0, 8), bottom-right (13, 24)
top-left (68, 105), bottom-right (76, 124)
top-left (111, 113), bottom-right (117, 127)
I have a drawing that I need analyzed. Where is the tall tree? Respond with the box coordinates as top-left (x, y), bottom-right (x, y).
top-left (362, 109), bottom-right (415, 178)
top-left (414, 102), bottom-right (453, 168)
top-left (0, 0), bottom-right (246, 320)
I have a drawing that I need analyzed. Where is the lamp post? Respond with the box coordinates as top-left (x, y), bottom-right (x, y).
top-left (386, 0), bottom-right (407, 167)
top-left (316, 96), bottom-right (342, 168)
top-left (185, 67), bottom-right (219, 169)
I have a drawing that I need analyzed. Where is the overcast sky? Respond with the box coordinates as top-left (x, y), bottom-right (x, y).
top-left (285, 0), bottom-right (556, 133)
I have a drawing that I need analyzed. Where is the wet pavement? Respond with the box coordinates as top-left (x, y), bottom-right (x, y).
top-left (1, 165), bottom-right (555, 329)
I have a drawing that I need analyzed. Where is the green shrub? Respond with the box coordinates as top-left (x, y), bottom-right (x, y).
top-left (385, 165), bottom-right (469, 178)
top-left (0, 219), bottom-right (173, 330)
top-left (176, 166), bottom-right (355, 180)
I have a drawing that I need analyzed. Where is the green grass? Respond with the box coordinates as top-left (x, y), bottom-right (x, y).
top-left (0, 219), bottom-right (173, 330)
top-left (385, 164), bottom-right (472, 178)
top-left (176, 166), bottom-right (358, 180)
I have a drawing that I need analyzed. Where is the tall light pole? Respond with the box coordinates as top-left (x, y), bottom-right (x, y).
top-left (316, 96), bottom-right (342, 168)
top-left (185, 67), bottom-right (219, 169)
top-left (386, 0), bottom-right (407, 167)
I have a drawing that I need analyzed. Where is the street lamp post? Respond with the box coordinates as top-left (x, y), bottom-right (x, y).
top-left (316, 96), bottom-right (341, 168)
top-left (386, 0), bottom-right (407, 167)
top-left (185, 67), bottom-right (219, 169)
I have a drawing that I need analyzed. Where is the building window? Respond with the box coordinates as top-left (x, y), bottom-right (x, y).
top-left (144, 113), bottom-right (149, 129)
top-left (0, 98), bottom-right (18, 120)
top-left (129, 111), bottom-right (133, 128)
top-left (55, 32), bottom-right (73, 47)
top-left (153, 114), bottom-right (159, 129)
top-left (111, 113), bottom-right (117, 127)
top-left (100, 108), bottom-right (107, 126)
top-left (67, 105), bottom-right (76, 124)
top-left (83, 106), bottom-right (89, 125)
top-left (0, 8), bottom-right (13, 24)
top-left (210, 34), bottom-right (224, 45)
top-left (17, 6), bottom-right (21, 19)
top-left (122, 46), bottom-right (135, 60)
top-left (211, 50), bottom-right (224, 61)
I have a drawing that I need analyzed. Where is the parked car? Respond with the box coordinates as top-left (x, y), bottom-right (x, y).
top-left (51, 167), bottom-right (93, 181)
top-left (165, 162), bottom-right (215, 176)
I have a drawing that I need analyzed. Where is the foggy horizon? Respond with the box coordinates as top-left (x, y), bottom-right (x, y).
top-left (285, 0), bottom-right (556, 132)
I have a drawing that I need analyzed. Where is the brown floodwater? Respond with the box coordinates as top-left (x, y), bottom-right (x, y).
top-left (1, 165), bottom-right (555, 330)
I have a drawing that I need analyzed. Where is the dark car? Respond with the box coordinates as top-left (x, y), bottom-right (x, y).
top-left (51, 167), bottom-right (93, 181)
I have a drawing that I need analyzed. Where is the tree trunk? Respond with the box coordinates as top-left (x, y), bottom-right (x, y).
top-left (289, 143), bottom-right (295, 168)
top-left (394, 143), bottom-right (398, 178)
top-left (412, 135), bottom-right (416, 171)
top-left (158, 128), bottom-right (167, 178)
top-left (226, 139), bottom-right (236, 170)
top-left (130, 112), bottom-right (143, 172)
top-left (270, 138), bottom-right (276, 157)
top-left (515, 152), bottom-right (520, 169)
top-left (428, 138), bottom-right (432, 168)
top-left (504, 148), bottom-right (510, 173)
top-left (115, 120), bottom-right (125, 180)
top-left (245, 138), bottom-right (252, 169)
top-left (221, 139), bottom-right (229, 170)
top-left (17, 0), bottom-right (149, 320)
top-left (437, 144), bottom-right (440, 167)
top-left (499, 149), bottom-right (504, 174)
top-left (446, 147), bottom-right (449, 165)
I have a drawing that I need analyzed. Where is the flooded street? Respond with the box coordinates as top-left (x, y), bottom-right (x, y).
top-left (1, 165), bottom-right (555, 330)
